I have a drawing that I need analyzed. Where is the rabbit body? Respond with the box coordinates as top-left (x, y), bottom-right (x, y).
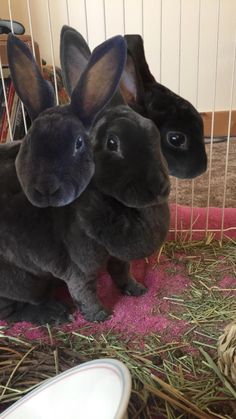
top-left (0, 157), bottom-right (109, 322)
top-left (0, 136), bottom-right (107, 322)
top-left (77, 104), bottom-right (170, 262)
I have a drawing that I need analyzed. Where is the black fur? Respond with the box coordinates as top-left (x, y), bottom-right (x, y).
top-left (121, 34), bottom-right (207, 179)
top-left (92, 107), bottom-right (169, 207)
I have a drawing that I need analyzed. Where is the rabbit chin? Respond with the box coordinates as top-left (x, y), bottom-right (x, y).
top-left (168, 159), bottom-right (207, 179)
top-left (108, 187), bottom-right (170, 208)
top-left (24, 186), bottom-right (82, 208)
top-left (164, 146), bottom-right (207, 179)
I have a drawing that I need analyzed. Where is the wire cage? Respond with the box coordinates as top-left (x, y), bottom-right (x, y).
top-left (0, 4), bottom-right (236, 418)
top-left (1, 0), bottom-right (236, 241)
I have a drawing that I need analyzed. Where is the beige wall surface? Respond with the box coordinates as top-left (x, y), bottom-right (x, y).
top-left (1, 0), bottom-right (236, 111)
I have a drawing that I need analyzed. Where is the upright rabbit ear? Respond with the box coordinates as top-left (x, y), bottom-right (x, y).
top-left (119, 52), bottom-right (143, 105)
top-left (7, 34), bottom-right (55, 121)
top-left (71, 35), bottom-right (127, 129)
top-left (124, 34), bottom-right (155, 84)
top-left (60, 25), bottom-right (91, 96)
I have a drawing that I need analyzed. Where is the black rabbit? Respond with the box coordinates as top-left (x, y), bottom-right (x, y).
top-left (0, 33), bottom-right (126, 324)
top-left (58, 26), bottom-right (170, 319)
top-left (119, 34), bottom-right (207, 179)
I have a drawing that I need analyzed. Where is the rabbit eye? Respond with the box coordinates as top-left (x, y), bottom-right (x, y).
top-left (75, 136), bottom-right (84, 152)
top-left (106, 133), bottom-right (120, 152)
top-left (167, 132), bottom-right (188, 150)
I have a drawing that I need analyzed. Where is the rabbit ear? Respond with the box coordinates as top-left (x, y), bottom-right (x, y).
top-left (7, 34), bottom-right (55, 121)
top-left (60, 25), bottom-right (91, 96)
top-left (124, 34), bottom-right (155, 84)
top-left (70, 35), bottom-right (127, 129)
top-left (119, 53), bottom-right (143, 105)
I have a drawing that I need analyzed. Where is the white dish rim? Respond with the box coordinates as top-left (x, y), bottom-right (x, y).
top-left (0, 358), bottom-right (132, 419)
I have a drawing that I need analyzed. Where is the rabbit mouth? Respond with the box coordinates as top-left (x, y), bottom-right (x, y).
top-left (27, 191), bottom-right (73, 208)
top-left (168, 155), bottom-right (207, 179)
top-left (25, 183), bottom-right (84, 208)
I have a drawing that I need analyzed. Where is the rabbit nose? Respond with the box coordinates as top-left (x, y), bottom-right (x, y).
top-left (34, 183), bottom-right (60, 198)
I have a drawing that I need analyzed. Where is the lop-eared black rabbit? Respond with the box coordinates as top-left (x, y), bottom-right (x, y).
top-left (119, 34), bottom-right (207, 179)
top-left (0, 33), bottom-right (126, 324)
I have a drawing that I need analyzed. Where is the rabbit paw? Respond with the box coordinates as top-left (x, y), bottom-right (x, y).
top-left (121, 278), bottom-right (147, 296)
top-left (82, 305), bottom-right (111, 323)
top-left (8, 301), bottom-right (72, 325)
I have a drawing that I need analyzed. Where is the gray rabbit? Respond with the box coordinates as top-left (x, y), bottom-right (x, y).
top-left (0, 33), bottom-right (126, 324)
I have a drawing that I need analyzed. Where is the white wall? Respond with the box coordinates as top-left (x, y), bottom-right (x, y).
top-left (1, 0), bottom-right (236, 111)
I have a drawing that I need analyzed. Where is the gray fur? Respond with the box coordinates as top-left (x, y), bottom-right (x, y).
top-left (0, 34), bottom-right (127, 324)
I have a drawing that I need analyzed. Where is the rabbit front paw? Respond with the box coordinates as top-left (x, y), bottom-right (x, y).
top-left (121, 278), bottom-right (147, 296)
top-left (82, 304), bottom-right (111, 322)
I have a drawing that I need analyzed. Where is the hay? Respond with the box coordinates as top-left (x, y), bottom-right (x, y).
top-left (0, 239), bottom-right (236, 418)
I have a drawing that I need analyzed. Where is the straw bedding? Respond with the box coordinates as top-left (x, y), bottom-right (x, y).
top-left (0, 239), bottom-right (235, 418)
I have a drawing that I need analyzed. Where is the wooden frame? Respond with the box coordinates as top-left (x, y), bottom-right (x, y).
top-left (201, 110), bottom-right (236, 137)
top-left (0, 34), bottom-right (41, 68)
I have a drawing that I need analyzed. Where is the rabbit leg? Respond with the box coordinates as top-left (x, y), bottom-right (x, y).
top-left (65, 264), bottom-right (111, 322)
top-left (107, 256), bottom-right (147, 296)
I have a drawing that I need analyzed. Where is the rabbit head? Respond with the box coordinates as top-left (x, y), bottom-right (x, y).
top-left (120, 34), bottom-right (207, 180)
top-left (90, 107), bottom-right (170, 207)
top-left (7, 33), bottom-right (126, 207)
top-left (60, 26), bottom-right (170, 208)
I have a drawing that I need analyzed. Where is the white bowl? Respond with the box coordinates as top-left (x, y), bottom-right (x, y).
top-left (0, 358), bottom-right (131, 419)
